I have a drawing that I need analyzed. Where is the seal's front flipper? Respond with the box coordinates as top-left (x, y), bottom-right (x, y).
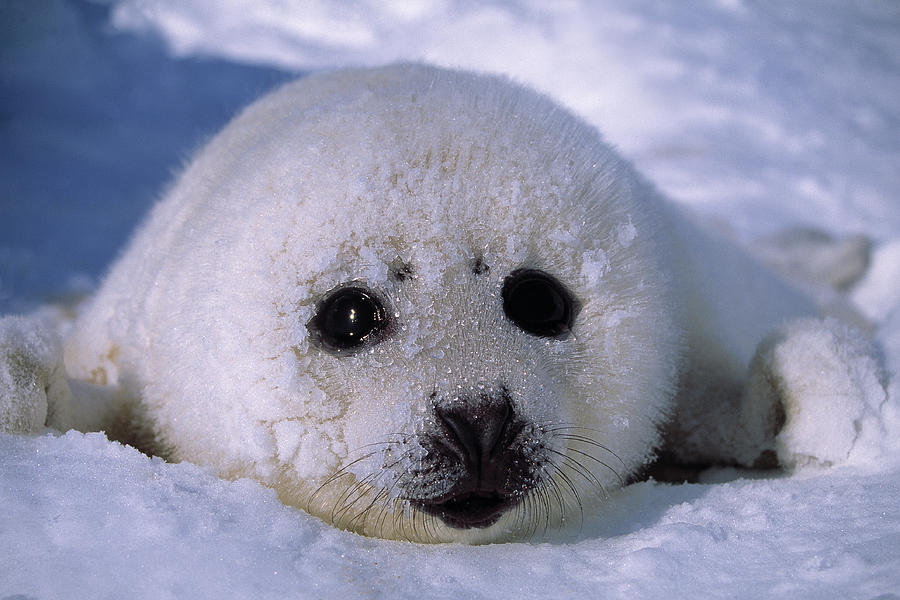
top-left (740, 317), bottom-right (887, 468)
top-left (1, 315), bottom-right (129, 437)
top-left (0, 315), bottom-right (73, 433)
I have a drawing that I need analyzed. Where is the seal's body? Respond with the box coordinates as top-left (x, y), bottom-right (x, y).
top-left (1, 64), bottom-right (883, 543)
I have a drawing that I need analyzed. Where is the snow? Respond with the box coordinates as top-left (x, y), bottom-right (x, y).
top-left (3, 431), bottom-right (899, 599)
top-left (1, 0), bottom-right (899, 598)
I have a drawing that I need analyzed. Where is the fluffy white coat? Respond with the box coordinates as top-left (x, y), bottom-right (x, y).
top-left (0, 64), bottom-right (886, 543)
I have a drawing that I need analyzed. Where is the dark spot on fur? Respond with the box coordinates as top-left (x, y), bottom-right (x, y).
top-left (470, 255), bottom-right (489, 275)
top-left (388, 258), bottom-right (414, 282)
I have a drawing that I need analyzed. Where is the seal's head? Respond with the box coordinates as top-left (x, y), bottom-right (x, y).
top-left (68, 64), bottom-right (681, 543)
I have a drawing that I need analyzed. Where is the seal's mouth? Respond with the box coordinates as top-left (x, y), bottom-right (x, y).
top-left (413, 491), bottom-right (514, 529)
top-left (404, 386), bottom-right (539, 530)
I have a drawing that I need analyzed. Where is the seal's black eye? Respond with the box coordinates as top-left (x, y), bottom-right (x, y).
top-left (308, 286), bottom-right (389, 353)
top-left (501, 269), bottom-right (579, 338)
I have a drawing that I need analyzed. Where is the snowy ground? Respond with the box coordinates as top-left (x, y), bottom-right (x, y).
top-left (2, 1), bottom-right (900, 598)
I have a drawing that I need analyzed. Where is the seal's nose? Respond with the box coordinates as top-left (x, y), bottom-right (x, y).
top-left (433, 389), bottom-right (517, 479)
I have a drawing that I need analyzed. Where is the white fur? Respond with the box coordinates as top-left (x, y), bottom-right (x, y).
top-left (0, 64), bottom-right (886, 543)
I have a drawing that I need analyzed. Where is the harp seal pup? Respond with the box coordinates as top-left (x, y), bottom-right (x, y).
top-left (0, 63), bottom-right (886, 543)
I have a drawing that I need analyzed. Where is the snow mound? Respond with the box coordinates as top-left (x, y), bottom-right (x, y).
top-left (2, 430), bottom-right (899, 598)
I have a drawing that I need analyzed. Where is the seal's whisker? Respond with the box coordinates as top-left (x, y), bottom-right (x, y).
top-left (534, 487), bottom-right (552, 538)
top-left (307, 450), bottom-right (380, 510)
top-left (565, 446), bottom-right (625, 486)
top-left (550, 429), bottom-right (628, 470)
top-left (548, 464), bottom-right (585, 531)
top-left (346, 484), bottom-right (390, 530)
top-left (331, 472), bottom-right (379, 524)
top-left (546, 447), bottom-right (607, 496)
top-left (332, 445), bottom-right (418, 527)
top-left (542, 475), bottom-right (567, 533)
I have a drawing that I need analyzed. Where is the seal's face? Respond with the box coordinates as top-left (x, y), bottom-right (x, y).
top-left (106, 65), bottom-right (680, 543)
top-left (303, 265), bottom-right (581, 537)
top-left (294, 251), bottom-right (598, 541)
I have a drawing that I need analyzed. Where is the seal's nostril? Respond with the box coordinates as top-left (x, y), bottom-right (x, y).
top-left (434, 407), bottom-right (481, 466)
